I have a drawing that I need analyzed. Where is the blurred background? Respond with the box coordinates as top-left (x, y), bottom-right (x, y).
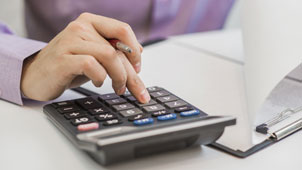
top-left (0, 0), bottom-right (242, 38)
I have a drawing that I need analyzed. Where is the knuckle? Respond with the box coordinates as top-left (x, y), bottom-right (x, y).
top-left (117, 23), bottom-right (132, 36)
top-left (67, 21), bottom-right (86, 32)
top-left (114, 74), bottom-right (127, 87)
top-left (102, 45), bottom-right (117, 59)
top-left (127, 75), bottom-right (141, 87)
top-left (78, 12), bottom-right (93, 20)
top-left (81, 56), bottom-right (96, 71)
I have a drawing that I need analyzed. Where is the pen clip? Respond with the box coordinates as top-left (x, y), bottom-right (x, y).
top-left (256, 106), bottom-right (302, 134)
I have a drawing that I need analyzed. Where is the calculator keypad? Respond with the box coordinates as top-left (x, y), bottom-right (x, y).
top-left (164, 100), bottom-right (187, 109)
top-left (77, 122), bottom-right (99, 132)
top-left (113, 103), bottom-right (135, 111)
top-left (99, 93), bottom-right (119, 100)
top-left (58, 105), bottom-right (80, 113)
top-left (76, 98), bottom-right (102, 109)
top-left (128, 114), bottom-right (147, 121)
top-left (105, 98), bottom-right (127, 105)
top-left (134, 99), bottom-right (157, 107)
top-left (103, 119), bottom-right (123, 126)
top-left (150, 91), bottom-right (169, 98)
top-left (95, 113), bottom-right (117, 121)
top-left (89, 107), bottom-right (109, 115)
top-left (143, 104), bottom-right (166, 113)
top-left (119, 108), bottom-right (143, 117)
top-left (50, 86), bottom-right (204, 132)
top-left (71, 116), bottom-right (94, 125)
top-left (156, 95), bottom-right (178, 103)
top-left (64, 111), bottom-right (86, 119)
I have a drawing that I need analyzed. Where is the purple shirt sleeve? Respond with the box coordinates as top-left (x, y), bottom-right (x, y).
top-left (0, 22), bottom-right (46, 105)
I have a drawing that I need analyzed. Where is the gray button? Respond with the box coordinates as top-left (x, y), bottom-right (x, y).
top-left (164, 100), bottom-right (187, 109)
top-left (105, 98), bottom-right (127, 105)
top-left (157, 95), bottom-right (178, 103)
top-left (150, 91), bottom-right (170, 98)
top-left (143, 104), bottom-right (166, 113)
top-left (112, 103), bottom-right (135, 111)
top-left (135, 99), bottom-right (157, 107)
top-left (147, 86), bottom-right (162, 92)
top-left (120, 108), bottom-right (143, 117)
top-left (99, 93), bottom-right (119, 100)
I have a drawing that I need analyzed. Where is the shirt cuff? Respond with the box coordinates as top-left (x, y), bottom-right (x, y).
top-left (0, 33), bottom-right (47, 105)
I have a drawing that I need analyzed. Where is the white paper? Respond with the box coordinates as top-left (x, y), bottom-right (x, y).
top-left (217, 0), bottom-right (302, 150)
top-left (241, 0), bottom-right (302, 128)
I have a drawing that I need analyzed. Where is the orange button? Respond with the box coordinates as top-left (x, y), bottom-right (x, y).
top-left (77, 122), bottom-right (99, 131)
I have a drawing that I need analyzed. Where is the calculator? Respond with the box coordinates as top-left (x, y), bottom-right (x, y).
top-left (43, 86), bottom-right (236, 165)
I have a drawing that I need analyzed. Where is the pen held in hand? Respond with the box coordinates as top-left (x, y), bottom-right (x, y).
top-left (108, 39), bottom-right (132, 54)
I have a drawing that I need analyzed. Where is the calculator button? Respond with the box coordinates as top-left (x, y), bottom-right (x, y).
top-left (103, 119), bottom-right (123, 126)
top-left (164, 100), bottom-right (187, 109)
top-left (150, 90), bottom-right (170, 98)
top-left (121, 91), bottom-right (132, 97)
top-left (152, 110), bottom-right (170, 117)
top-left (128, 114), bottom-right (147, 121)
top-left (105, 98), bottom-right (127, 105)
top-left (180, 110), bottom-right (200, 117)
top-left (147, 86), bottom-right (162, 93)
top-left (52, 101), bottom-right (72, 108)
top-left (134, 99), bottom-right (157, 107)
top-left (156, 95), bottom-right (178, 103)
top-left (143, 104), bottom-right (166, 113)
top-left (112, 103), bottom-right (135, 111)
top-left (76, 98), bottom-right (102, 109)
top-left (119, 108), bottom-right (143, 117)
top-left (126, 96), bottom-right (137, 102)
top-left (71, 116), bottom-right (94, 126)
top-left (77, 122), bottom-right (99, 132)
top-left (64, 111), bottom-right (86, 119)
top-left (157, 113), bottom-right (177, 121)
top-left (133, 118), bottom-right (154, 126)
top-left (58, 105), bottom-right (80, 114)
top-left (89, 107), bottom-right (109, 115)
top-left (99, 93), bottom-right (119, 101)
top-left (175, 106), bottom-right (193, 113)
top-left (95, 113), bottom-right (117, 121)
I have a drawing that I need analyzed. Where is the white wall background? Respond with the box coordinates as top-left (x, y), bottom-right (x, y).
top-left (0, 0), bottom-right (241, 38)
top-left (0, 0), bottom-right (25, 36)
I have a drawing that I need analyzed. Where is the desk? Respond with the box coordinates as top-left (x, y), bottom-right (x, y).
top-left (0, 30), bottom-right (301, 170)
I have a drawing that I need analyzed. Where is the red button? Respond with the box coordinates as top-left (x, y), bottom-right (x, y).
top-left (77, 122), bottom-right (99, 131)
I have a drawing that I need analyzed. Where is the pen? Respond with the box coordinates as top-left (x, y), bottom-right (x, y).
top-left (108, 39), bottom-right (132, 54)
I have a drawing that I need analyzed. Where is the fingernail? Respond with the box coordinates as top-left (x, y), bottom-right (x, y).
top-left (135, 62), bottom-right (141, 73)
top-left (140, 89), bottom-right (150, 103)
top-left (117, 86), bottom-right (126, 95)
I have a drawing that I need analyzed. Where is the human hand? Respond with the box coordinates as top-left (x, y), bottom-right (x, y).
top-left (21, 13), bottom-right (150, 103)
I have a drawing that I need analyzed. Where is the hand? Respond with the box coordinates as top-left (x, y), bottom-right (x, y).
top-left (21, 13), bottom-right (150, 103)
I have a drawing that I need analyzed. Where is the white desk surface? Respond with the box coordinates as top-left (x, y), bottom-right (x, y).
top-left (1, 30), bottom-right (301, 170)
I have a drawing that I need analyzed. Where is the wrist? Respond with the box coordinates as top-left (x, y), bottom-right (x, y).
top-left (20, 52), bottom-right (39, 98)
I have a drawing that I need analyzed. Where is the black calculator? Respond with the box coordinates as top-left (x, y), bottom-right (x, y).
top-left (43, 86), bottom-right (236, 165)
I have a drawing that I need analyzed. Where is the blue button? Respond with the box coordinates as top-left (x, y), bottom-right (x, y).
top-left (180, 110), bottom-right (200, 117)
top-left (133, 118), bottom-right (154, 126)
top-left (157, 113), bottom-right (177, 121)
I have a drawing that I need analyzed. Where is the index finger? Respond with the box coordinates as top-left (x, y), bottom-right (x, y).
top-left (117, 51), bottom-right (150, 103)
